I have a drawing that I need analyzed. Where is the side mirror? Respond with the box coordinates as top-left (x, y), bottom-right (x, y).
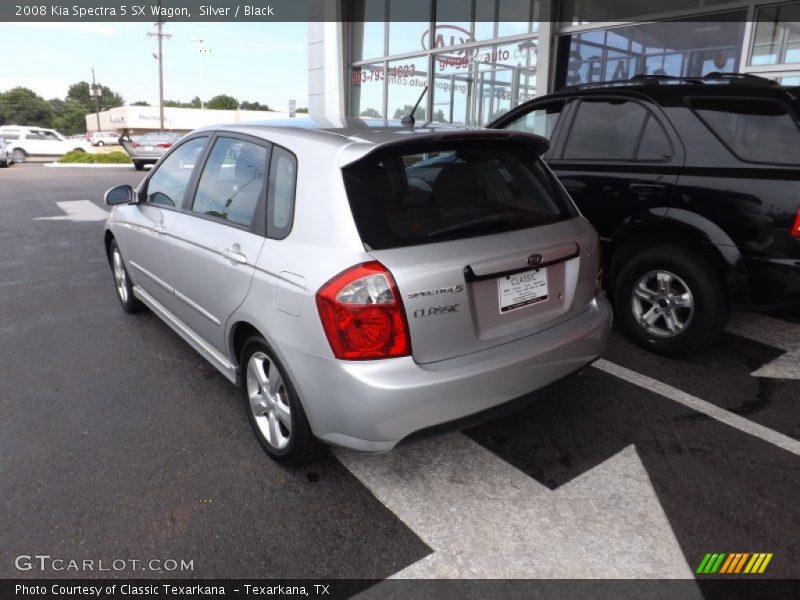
top-left (104, 184), bottom-right (134, 206)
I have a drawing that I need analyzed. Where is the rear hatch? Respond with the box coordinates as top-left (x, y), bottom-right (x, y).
top-left (341, 134), bottom-right (600, 364)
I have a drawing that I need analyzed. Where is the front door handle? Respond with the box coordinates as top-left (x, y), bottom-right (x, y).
top-left (629, 182), bottom-right (668, 195)
top-left (222, 247), bottom-right (247, 264)
top-left (154, 224), bottom-right (167, 235)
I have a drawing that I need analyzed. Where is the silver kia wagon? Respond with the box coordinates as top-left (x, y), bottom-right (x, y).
top-left (103, 119), bottom-right (612, 465)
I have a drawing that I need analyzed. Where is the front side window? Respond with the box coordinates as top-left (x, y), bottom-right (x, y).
top-left (145, 136), bottom-right (208, 207)
top-left (562, 99), bottom-right (648, 161)
top-left (342, 141), bottom-right (576, 250)
top-left (192, 137), bottom-right (267, 227)
top-left (689, 97), bottom-right (800, 165)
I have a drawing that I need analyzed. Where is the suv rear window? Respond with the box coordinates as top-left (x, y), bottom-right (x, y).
top-left (688, 97), bottom-right (800, 165)
top-left (342, 141), bottom-right (576, 250)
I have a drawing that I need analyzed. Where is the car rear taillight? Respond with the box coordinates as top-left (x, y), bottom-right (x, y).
top-left (792, 209), bottom-right (800, 239)
top-left (131, 142), bottom-right (140, 148)
top-left (316, 261), bottom-right (411, 360)
top-left (156, 142), bottom-right (173, 149)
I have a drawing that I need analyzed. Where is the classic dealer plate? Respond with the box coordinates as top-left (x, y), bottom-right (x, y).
top-left (498, 268), bottom-right (548, 313)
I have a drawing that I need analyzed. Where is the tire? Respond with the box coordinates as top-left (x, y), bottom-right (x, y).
top-left (613, 245), bottom-right (729, 356)
top-left (72, 147), bottom-right (86, 153)
top-left (12, 149), bottom-right (26, 163)
top-left (133, 161), bottom-right (145, 171)
top-left (241, 336), bottom-right (324, 466)
top-left (97, 141), bottom-right (104, 147)
top-left (108, 239), bottom-right (144, 313)
top-left (0, 160), bottom-right (7, 168)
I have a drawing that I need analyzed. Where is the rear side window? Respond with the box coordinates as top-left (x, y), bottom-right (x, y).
top-left (504, 100), bottom-right (565, 140)
top-left (562, 99), bottom-right (648, 160)
top-left (266, 146), bottom-right (297, 239)
top-left (342, 141), bottom-right (576, 250)
top-left (689, 97), bottom-right (800, 165)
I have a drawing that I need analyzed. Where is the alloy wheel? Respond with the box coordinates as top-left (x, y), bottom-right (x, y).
top-left (246, 352), bottom-right (292, 450)
top-left (112, 248), bottom-right (129, 304)
top-left (631, 269), bottom-right (694, 338)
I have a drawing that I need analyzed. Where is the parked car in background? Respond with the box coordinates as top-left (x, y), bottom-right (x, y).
top-left (490, 72), bottom-right (800, 356)
top-left (118, 131), bottom-right (182, 170)
top-left (102, 120), bottom-right (611, 464)
top-left (0, 125), bottom-right (90, 163)
top-left (0, 135), bottom-right (12, 168)
top-left (88, 131), bottom-right (121, 146)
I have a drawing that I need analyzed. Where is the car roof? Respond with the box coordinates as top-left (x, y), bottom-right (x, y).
top-left (193, 118), bottom-right (549, 166)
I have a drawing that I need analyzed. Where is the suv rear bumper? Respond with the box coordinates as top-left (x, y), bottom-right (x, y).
top-left (281, 295), bottom-right (612, 452)
top-left (746, 257), bottom-right (800, 307)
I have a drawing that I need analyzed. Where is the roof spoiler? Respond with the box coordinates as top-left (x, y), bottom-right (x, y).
top-left (339, 130), bottom-right (549, 167)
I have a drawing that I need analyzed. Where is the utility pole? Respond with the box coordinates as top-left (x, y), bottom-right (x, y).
top-left (90, 68), bottom-right (101, 132)
top-left (147, 3), bottom-right (171, 131)
top-left (192, 38), bottom-right (209, 110)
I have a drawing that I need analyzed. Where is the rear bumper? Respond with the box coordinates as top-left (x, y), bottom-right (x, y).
top-left (746, 256), bottom-right (800, 307)
top-left (280, 295), bottom-right (612, 452)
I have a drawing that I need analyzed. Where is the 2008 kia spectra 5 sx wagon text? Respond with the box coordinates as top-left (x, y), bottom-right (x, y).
top-left (103, 120), bottom-right (612, 465)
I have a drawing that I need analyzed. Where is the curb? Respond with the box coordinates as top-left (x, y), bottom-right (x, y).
top-left (45, 162), bottom-right (135, 168)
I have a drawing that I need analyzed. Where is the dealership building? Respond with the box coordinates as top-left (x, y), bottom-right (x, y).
top-left (307, 0), bottom-right (800, 124)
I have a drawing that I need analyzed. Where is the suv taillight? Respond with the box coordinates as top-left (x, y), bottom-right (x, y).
top-left (316, 262), bottom-right (411, 360)
top-left (792, 209), bottom-right (800, 239)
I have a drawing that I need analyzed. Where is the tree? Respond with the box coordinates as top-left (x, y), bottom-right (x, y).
top-left (163, 100), bottom-right (184, 107)
top-left (359, 107), bottom-right (381, 118)
top-left (207, 94), bottom-right (239, 110)
top-left (188, 96), bottom-right (202, 108)
top-left (0, 87), bottom-right (53, 127)
top-left (296, 107), bottom-right (309, 114)
top-left (131, 100), bottom-right (150, 106)
top-left (51, 99), bottom-right (91, 135)
top-left (240, 100), bottom-right (270, 111)
top-left (66, 81), bottom-right (123, 112)
top-left (392, 104), bottom-right (425, 121)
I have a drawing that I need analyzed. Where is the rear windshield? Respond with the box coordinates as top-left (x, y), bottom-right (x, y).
top-left (342, 141), bottom-right (577, 250)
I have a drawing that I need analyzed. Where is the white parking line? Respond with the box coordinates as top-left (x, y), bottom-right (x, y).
top-left (726, 311), bottom-right (800, 380)
top-left (593, 359), bottom-right (800, 457)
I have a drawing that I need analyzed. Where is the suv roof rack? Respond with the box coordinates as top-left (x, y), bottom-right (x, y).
top-left (565, 72), bottom-right (781, 91)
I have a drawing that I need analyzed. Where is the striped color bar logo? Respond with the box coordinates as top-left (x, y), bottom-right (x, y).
top-left (696, 552), bottom-right (773, 574)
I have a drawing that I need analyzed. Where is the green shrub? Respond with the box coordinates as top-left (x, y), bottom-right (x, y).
top-left (59, 150), bottom-right (131, 164)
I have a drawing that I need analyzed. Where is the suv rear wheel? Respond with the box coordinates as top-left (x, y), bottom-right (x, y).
top-left (613, 245), bottom-right (728, 356)
top-left (12, 149), bottom-right (26, 163)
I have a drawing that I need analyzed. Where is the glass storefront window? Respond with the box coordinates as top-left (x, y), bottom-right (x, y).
top-left (750, 2), bottom-right (800, 66)
top-left (350, 3), bottom-right (386, 61)
top-left (557, 16), bottom-right (746, 87)
top-left (388, 0), bottom-right (431, 56)
top-left (561, 0), bottom-right (746, 25)
top-left (350, 63), bottom-right (385, 118)
top-left (386, 56), bottom-right (430, 121)
top-left (432, 39), bottom-right (537, 126)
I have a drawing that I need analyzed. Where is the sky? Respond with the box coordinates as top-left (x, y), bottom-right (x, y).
top-left (0, 21), bottom-right (308, 110)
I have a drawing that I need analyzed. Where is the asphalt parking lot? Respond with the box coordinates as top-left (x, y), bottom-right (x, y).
top-left (0, 164), bottom-right (798, 587)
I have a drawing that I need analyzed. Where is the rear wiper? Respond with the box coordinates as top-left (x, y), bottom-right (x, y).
top-left (426, 213), bottom-right (517, 239)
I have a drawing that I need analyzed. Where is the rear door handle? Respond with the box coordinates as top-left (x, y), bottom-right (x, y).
top-left (222, 247), bottom-right (247, 264)
top-left (629, 182), bottom-right (668, 195)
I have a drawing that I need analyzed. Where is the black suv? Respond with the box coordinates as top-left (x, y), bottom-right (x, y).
top-left (490, 73), bottom-right (800, 356)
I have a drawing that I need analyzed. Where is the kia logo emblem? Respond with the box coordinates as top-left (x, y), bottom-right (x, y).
top-left (527, 254), bottom-right (543, 267)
